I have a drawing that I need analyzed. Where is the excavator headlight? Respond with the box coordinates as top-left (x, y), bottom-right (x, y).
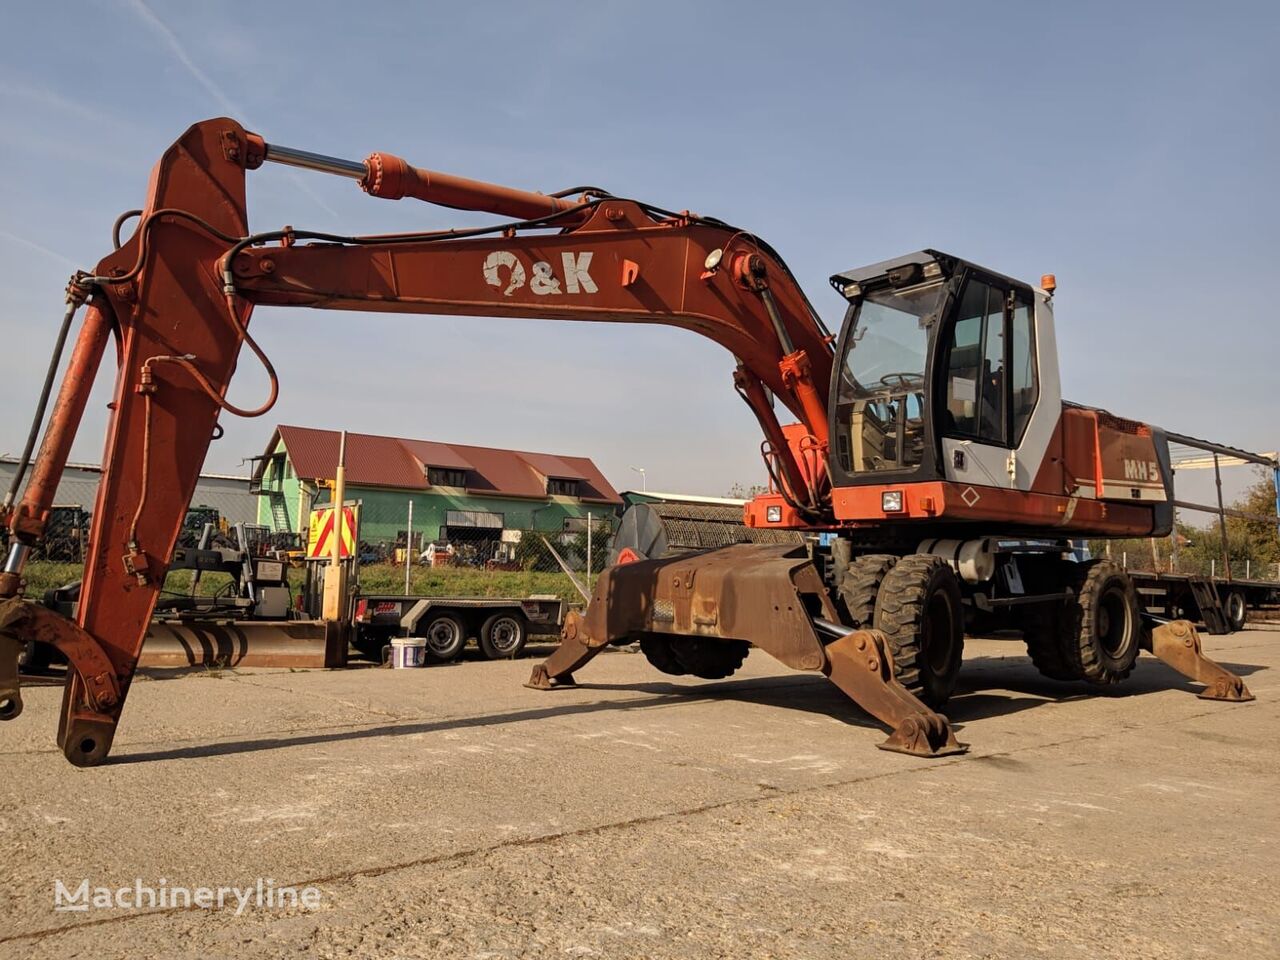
top-left (922, 261), bottom-right (942, 279)
top-left (881, 490), bottom-right (904, 513)
top-left (766, 505), bottom-right (783, 523)
top-left (704, 248), bottom-right (724, 272)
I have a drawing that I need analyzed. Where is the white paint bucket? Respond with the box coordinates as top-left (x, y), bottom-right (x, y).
top-left (386, 637), bottom-right (427, 668)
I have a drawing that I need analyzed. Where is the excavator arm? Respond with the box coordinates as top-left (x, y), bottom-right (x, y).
top-left (0, 117), bottom-right (846, 765)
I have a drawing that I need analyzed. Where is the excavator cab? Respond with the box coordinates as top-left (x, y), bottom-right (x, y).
top-left (824, 251), bottom-right (1066, 529)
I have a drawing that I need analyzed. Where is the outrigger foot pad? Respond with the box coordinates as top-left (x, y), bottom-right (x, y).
top-left (524, 665), bottom-right (577, 690)
top-left (1144, 620), bottom-right (1254, 703)
top-left (878, 711), bottom-right (968, 757)
top-left (525, 611), bottom-right (599, 691)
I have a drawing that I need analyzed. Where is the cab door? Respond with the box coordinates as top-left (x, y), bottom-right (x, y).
top-left (937, 273), bottom-right (1049, 492)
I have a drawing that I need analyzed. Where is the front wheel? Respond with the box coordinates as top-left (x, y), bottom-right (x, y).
top-left (479, 613), bottom-right (528, 660)
top-left (422, 612), bottom-right (467, 662)
top-left (873, 555), bottom-right (965, 707)
top-left (1066, 561), bottom-right (1141, 684)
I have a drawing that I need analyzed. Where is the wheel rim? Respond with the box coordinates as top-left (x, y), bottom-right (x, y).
top-left (1096, 586), bottom-right (1132, 657)
top-left (425, 619), bottom-right (462, 655)
top-left (488, 617), bottom-right (522, 653)
top-left (923, 591), bottom-right (958, 674)
top-left (1227, 593), bottom-right (1245, 625)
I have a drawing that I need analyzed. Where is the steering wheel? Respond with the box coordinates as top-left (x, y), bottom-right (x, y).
top-left (878, 372), bottom-right (925, 392)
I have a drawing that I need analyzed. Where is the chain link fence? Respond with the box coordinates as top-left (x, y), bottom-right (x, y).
top-left (345, 497), bottom-right (615, 603)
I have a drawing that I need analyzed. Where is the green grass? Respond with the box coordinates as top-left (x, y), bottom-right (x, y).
top-left (19, 560), bottom-right (588, 606)
top-left (358, 564), bottom-right (586, 602)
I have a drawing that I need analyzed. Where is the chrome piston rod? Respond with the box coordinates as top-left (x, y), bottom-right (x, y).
top-left (262, 143), bottom-right (367, 180)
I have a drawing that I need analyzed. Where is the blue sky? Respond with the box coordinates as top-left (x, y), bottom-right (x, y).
top-left (1, 1), bottom-right (1276, 504)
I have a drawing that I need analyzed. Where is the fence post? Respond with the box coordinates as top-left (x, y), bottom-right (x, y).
top-left (586, 510), bottom-right (593, 594)
top-left (405, 499), bottom-right (413, 595)
top-left (1213, 452), bottom-right (1232, 580)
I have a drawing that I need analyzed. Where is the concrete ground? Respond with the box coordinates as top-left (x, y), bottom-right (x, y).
top-left (0, 628), bottom-right (1276, 960)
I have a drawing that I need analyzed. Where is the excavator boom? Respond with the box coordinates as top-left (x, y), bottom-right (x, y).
top-left (0, 118), bottom-right (854, 765)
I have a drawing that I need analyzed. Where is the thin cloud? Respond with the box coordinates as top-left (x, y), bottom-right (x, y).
top-left (122, 0), bottom-right (342, 220)
top-left (123, 0), bottom-right (241, 116)
top-left (0, 230), bottom-right (79, 270)
top-left (0, 80), bottom-right (110, 126)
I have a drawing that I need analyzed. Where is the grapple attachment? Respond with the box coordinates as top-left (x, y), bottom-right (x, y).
top-left (527, 544), bottom-right (966, 757)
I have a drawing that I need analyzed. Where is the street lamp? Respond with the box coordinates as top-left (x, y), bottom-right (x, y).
top-left (628, 465), bottom-right (647, 492)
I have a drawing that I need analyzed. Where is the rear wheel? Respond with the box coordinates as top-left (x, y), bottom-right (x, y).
top-left (639, 634), bottom-right (688, 676)
top-left (1066, 561), bottom-right (1140, 684)
top-left (479, 613), bottom-right (527, 659)
top-left (669, 637), bottom-right (749, 680)
top-left (838, 554), bottom-right (899, 629)
top-left (638, 634), bottom-right (749, 679)
top-left (1021, 607), bottom-right (1081, 681)
top-left (422, 612), bottom-right (467, 662)
top-left (1224, 590), bottom-right (1248, 632)
top-left (873, 555), bottom-right (965, 707)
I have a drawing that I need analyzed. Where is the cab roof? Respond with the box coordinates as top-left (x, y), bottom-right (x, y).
top-left (830, 249), bottom-right (1030, 293)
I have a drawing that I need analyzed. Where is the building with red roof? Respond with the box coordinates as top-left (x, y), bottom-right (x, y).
top-left (251, 425), bottom-right (621, 552)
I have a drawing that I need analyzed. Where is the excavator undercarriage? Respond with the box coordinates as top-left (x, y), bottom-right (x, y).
top-left (525, 544), bottom-right (967, 758)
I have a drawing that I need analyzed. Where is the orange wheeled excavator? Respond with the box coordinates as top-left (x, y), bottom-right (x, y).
top-left (0, 119), bottom-right (1252, 766)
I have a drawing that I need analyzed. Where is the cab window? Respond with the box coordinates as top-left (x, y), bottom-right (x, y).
top-left (944, 279), bottom-right (1006, 445)
top-left (1010, 295), bottom-right (1038, 442)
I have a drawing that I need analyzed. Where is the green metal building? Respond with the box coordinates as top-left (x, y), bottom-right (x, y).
top-left (251, 425), bottom-right (621, 551)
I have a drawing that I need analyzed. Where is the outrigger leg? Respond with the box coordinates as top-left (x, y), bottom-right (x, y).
top-left (1143, 618), bottom-right (1254, 702)
top-left (819, 623), bottom-right (968, 757)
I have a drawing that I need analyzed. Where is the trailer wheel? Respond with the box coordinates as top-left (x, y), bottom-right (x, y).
top-left (1066, 561), bottom-right (1140, 684)
top-left (422, 612), bottom-right (467, 662)
top-left (1224, 590), bottom-right (1248, 632)
top-left (873, 555), bottom-right (965, 707)
top-left (639, 634), bottom-right (688, 676)
top-left (837, 554), bottom-right (899, 629)
top-left (479, 613), bottom-right (528, 660)
top-left (670, 637), bottom-right (749, 680)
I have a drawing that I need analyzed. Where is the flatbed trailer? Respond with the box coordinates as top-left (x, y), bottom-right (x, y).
top-left (352, 594), bottom-right (566, 662)
top-left (1119, 431), bottom-right (1279, 634)
top-left (1133, 572), bottom-right (1279, 633)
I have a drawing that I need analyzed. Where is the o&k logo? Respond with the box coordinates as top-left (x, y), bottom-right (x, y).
top-left (483, 250), bottom-right (597, 297)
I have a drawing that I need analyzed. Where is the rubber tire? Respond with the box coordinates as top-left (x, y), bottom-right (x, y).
top-left (838, 554), bottom-right (899, 629)
top-left (669, 637), bottom-right (749, 680)
top-left (479, 612), bottom-right (528, 660)
top-left (421, 612), bottom-right (468, 662)
top-left (1064, 560), bottom-right (1141, 685)
top-left (873, 554), bottom-right (965, 707)
top-left (1224, 590), bottom-right (1248, 633)
top-left (639, 634), bottom-right (688, 676)
top-left (1021, 607), bottom-right (1081, 681)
